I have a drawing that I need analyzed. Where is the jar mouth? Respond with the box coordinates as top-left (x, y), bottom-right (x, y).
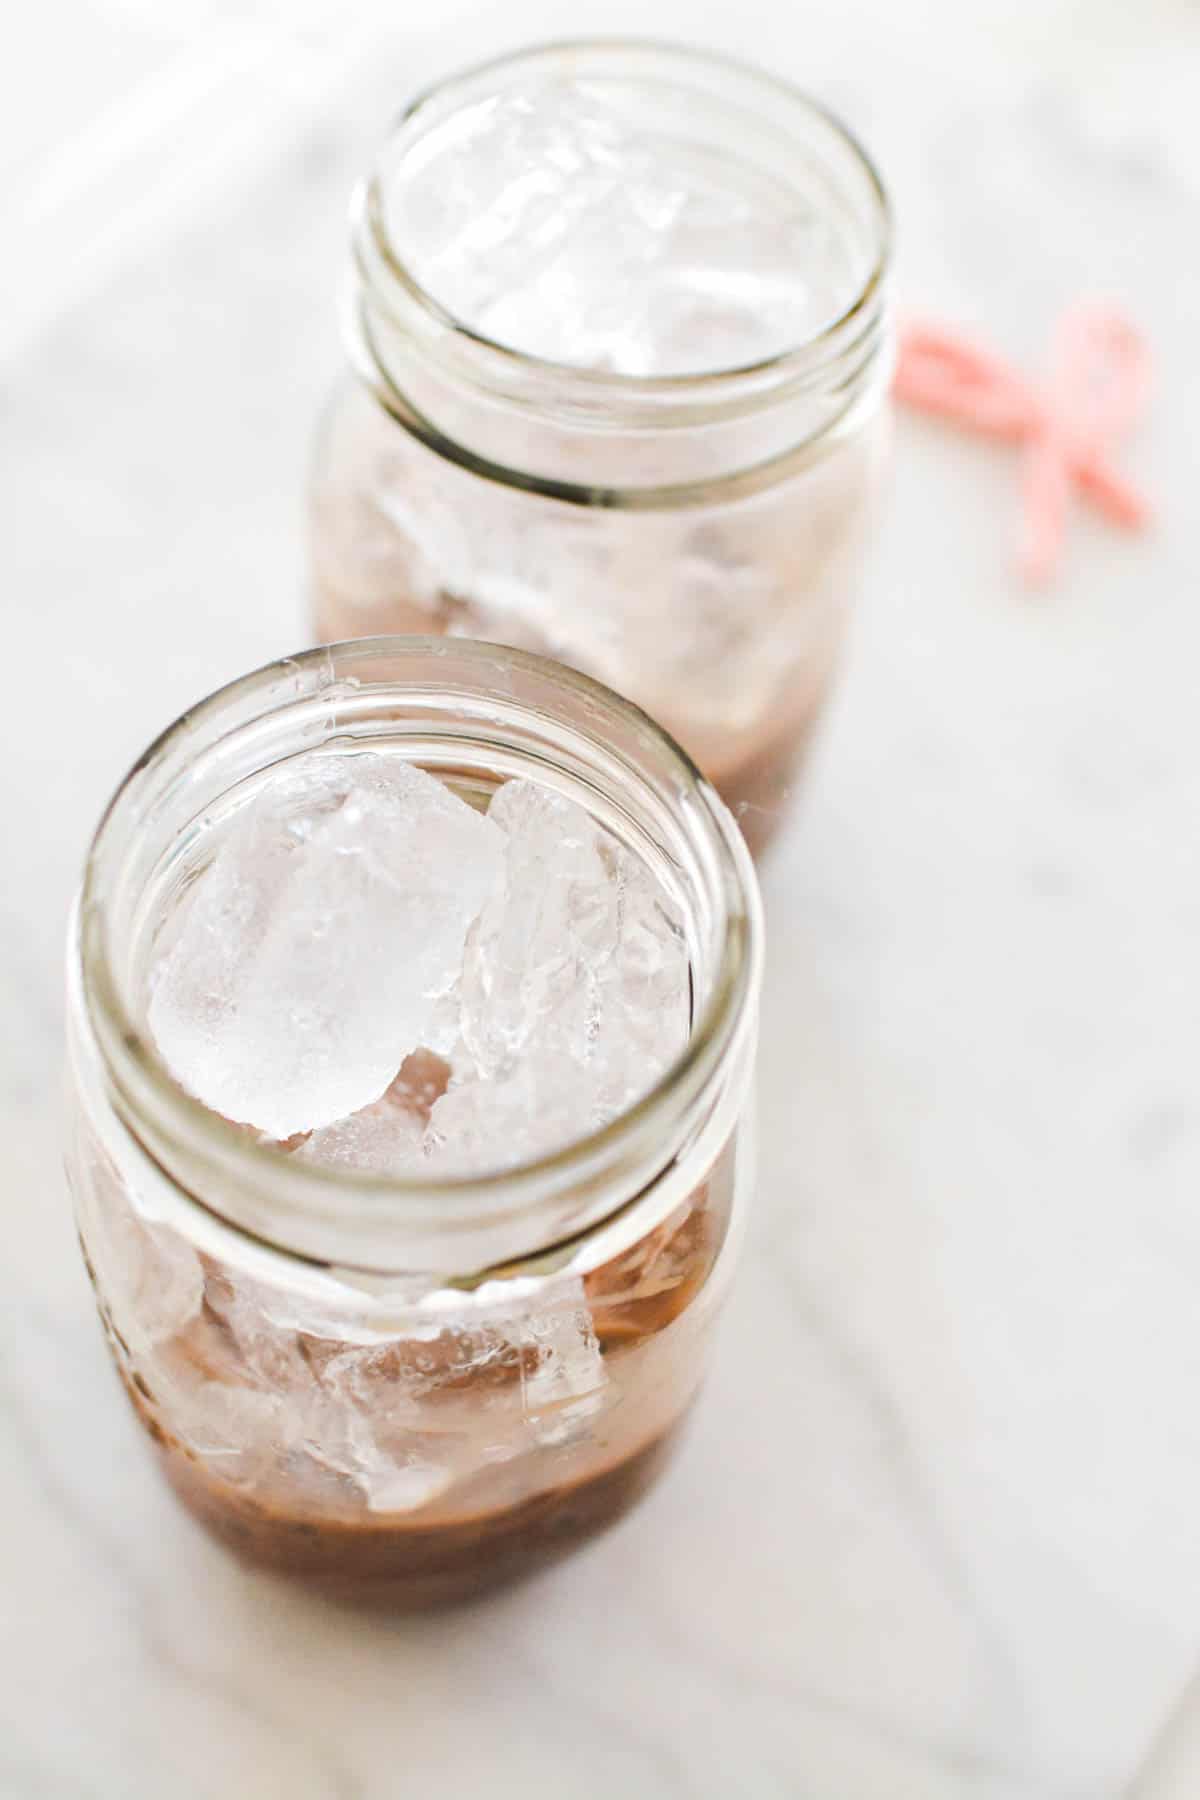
top-left (73, 638), bottom-right (761, 1276)
top-left (356, 38), bottom-right (892, 419)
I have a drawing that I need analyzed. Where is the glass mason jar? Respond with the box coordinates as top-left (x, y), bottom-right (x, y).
top-left (309, 42), bottom-right (893, 856)
top-left (66, 638), bottom-right (761, 1608)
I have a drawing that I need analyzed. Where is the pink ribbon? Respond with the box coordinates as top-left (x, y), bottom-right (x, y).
top-left (893, 305), bottom-right (1152, 586)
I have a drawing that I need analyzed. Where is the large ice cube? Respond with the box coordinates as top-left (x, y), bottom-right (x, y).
top-left (75, 1127), bottom-right (205, 1346)
top-left (457, 780), bottom-right (691, 1129)
top-left (148, 751), bottom-right (503, 1138)
top-left (101, 1205), bottom-right (204, 1347)
top-left (516, 1280), bottom-right (610, 1447)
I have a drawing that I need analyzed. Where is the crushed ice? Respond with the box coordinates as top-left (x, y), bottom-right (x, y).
top-left (386, 78), bottom-right (859, 375)
top-left (148, 756), bottom-right (690, 1177)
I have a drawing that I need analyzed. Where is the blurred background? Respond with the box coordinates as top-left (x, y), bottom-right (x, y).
top-left (3, 2), bottom-right (1199, 1796)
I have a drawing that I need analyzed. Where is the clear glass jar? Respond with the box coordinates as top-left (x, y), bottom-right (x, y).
top-left (309, 42), bottom-right (893, 856)
top-left (66, 638), bottom-right (761, 1607)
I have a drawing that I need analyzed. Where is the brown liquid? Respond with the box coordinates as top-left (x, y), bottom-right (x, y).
top-left (122, 1357), bottom-right (688, 1609)
top-left (93, 1157), bottom-right (732, 1610)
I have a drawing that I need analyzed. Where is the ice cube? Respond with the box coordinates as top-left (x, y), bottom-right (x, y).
top-left (457, 780), bottom-right (690, 1122)
top-left (148, 751), bottom-right (503, 1138)
top-left (293, 1051), bottom-right (451, 1176)
top-left (458, 781), bottom-right (613, 1081)
top-left (291, 1051), bottom-right (455, 1173)
top-left (426, 1054), bottom-right (605, 1176)
top-left (102, 1205), bottom-right (204, 1347)
top-left (589, 834), bottom-right (693, 1110)
top-left (301, 1340), bottom-right (475, 1512)
top-left (517, 1281), bottom-right (610, 1447)
top-left (177, 1383), bottom-right (286, 1485)
top-left (75, 1128), bottom-right (205, 1346)
top-left (295, 1098), bottom-right (424, 1177)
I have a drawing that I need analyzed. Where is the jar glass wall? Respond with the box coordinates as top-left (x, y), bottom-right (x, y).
top-left (310, 42), bottom-right (893, 854)
top-left (66, 639), bottom-right (761, 1607)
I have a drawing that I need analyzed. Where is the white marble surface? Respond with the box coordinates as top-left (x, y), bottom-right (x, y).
top-left (3, 2), bottom-right (1199, 1795)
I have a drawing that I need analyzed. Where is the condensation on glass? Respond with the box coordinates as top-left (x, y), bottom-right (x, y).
top-left (66, 639), bottom-right (761, 1607)
top-left (309, 43), bottom-right (894, 855)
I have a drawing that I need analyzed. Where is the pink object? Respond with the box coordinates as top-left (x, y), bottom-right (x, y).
top-left (894, 305), bottom-right (1152, 585)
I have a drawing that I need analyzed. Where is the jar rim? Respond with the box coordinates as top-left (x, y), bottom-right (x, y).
top-left (73, 637), bottom-right (762, 1277)
top-left (355, 38), bottom-right (892, 420)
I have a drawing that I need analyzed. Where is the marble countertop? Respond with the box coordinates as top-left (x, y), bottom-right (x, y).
top-left (4, 2), bottom-right (1199, 1795)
